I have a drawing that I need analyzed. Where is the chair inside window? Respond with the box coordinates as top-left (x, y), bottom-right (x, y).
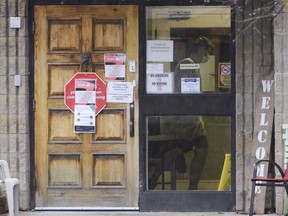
top-left (250, 159), bottom-right (288, 216)
top-left (148, 148), bottom-right (181, 190)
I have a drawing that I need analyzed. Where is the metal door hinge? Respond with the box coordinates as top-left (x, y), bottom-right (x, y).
top-left (32, 22), bottom-right (34, 34)
top-left (33, 99), bottom-right (35, 112)
top-left (33, 177), bottom-right (36, 191)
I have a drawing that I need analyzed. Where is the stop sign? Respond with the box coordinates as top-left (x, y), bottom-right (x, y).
top-left (64, 72), bottom-right (107, 115)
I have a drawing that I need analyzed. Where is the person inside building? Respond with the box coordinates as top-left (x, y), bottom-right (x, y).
top-left (148, 37), bottom-right (214, 190)
top-left (174, 36), bottom-right (215, 93)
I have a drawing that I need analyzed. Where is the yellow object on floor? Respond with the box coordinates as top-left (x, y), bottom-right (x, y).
top-left (218, 153), bottom-right (231, 191)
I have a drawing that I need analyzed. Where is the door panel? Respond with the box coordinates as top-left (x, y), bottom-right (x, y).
top-left (34, 5), bottom-right (139, 208)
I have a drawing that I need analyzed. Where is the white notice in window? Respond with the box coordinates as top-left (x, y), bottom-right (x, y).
top-left (146, 63), bottom-right (164, 74)
top-left (146, 73), bottom-right (174, 94)
top-left (181, 78), bottom-right (200, 94)
top-left (146, 40), bottom-right (173, 62)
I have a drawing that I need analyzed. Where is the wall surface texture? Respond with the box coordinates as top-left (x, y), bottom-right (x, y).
top-left (274, 2), bottom-right (288, 215)
top-left (0, 0), bottom-right (30, 210)
top-left (235, 0), bottom-right (287, 214)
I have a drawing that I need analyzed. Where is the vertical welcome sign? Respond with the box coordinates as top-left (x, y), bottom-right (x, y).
top-left (251, 68), bottom-right (274, 213)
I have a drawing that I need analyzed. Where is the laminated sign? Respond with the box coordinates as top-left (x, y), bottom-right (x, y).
top-left (74, 79), bottom-right (96, 133)
top-left (104, 53), bottom-right (126, 81)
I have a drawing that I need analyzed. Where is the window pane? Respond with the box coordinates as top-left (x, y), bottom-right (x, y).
top-left (147, 115), bottom-right (231, 191)
top-left (146, 6), bottom-right (231, 94)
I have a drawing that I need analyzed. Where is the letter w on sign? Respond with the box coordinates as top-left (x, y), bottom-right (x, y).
top-left (251, 67), bottom-right (275, 214)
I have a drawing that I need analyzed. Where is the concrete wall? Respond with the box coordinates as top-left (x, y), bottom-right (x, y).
top-left (0, 0), bottom-right (30, 210)
top-left (235, 0), bottom-right (287, 214)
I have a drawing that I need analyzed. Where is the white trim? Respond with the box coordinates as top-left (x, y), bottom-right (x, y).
top-left (34, 207), bottom-right (139, 211)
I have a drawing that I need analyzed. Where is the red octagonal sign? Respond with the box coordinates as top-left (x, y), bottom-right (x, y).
top-left (64, 72), bottom-right (107, 115)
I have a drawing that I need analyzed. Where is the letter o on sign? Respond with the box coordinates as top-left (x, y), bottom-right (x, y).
top-left (255, 147), bottom-right (266, 160)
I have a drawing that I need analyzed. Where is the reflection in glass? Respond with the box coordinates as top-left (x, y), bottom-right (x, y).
top-left (147, 116), bottom-right (231, 191)
top-left (146, 6), bottom-right (231, 94)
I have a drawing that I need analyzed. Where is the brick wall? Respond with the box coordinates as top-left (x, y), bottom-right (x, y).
top-left (0, 0), bottom-right (30, 210)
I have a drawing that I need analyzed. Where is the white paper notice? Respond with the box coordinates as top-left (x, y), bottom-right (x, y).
top-left (74, 105), bottom-right (95, 133)
top-left (146, 63), bottom-right (164, 74)
top-left (181, 78), bottom-right (200, 94)
top-left (147, 40), bottom-right (173, 62)
top-left (107, 82), bottom-right (134, 103)
top-left (180, 63), bottom-right (200, 70)
top-left (146, 73), bottom-right (174, 94)
top-left (104, 53), bottom-right (126, 81)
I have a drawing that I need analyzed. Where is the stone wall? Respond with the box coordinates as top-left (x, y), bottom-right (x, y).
top-left (274, 2), bottom-right (288, 215)
top-left (0, 0), bottom-right (30, 210)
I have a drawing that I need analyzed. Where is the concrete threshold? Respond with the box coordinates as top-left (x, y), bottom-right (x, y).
top-left (17, 210), bottom-right (278, 216)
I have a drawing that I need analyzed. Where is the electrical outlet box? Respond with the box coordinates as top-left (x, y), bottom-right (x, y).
top-left (10, 17), bottom-right (21, 29)
top-left (14, 75), bottom-right (21, 87)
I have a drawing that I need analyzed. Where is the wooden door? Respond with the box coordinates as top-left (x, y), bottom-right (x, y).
top-left (34, 5), bottom-right (139, 208)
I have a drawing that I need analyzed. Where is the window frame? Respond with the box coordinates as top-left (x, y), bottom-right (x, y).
top-left (139, 1), bottom-right (236, 212)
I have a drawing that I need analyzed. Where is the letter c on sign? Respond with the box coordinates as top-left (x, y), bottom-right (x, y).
top-left (255, 147), bottom-right (266, 160)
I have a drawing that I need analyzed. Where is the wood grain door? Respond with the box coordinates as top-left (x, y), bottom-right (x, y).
top-left (34, 5), bottom-right (139, 208)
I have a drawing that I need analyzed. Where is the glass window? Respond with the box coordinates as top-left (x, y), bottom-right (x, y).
top-left (147, 115), bottom-right (231, 191)
top-left (146, 6), bottom-right (231, 94)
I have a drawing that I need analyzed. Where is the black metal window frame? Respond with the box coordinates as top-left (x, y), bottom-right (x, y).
top-left (138, 1), bottom-right (236, 212)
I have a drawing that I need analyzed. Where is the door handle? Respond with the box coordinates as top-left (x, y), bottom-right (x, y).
top-left (130, 102), bottom-right (134, 137)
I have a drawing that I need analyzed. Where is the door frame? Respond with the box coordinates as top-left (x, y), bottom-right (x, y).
top-left (29, 0), bottom-right (140, 209)
top-left (29, 0), bottom-right (236, 211)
